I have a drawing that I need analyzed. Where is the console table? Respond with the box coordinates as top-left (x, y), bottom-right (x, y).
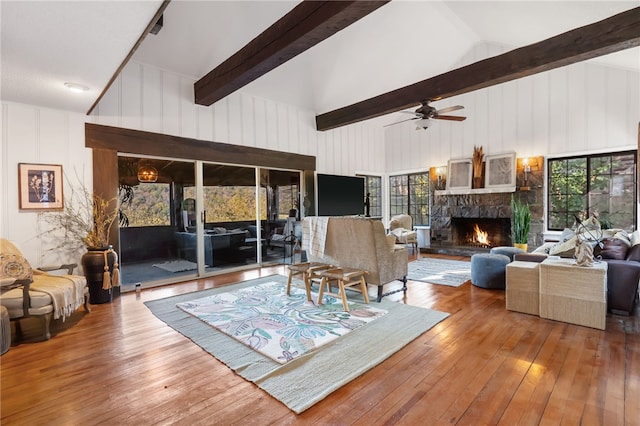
top-left (539, 258), bottom-right (607, 330)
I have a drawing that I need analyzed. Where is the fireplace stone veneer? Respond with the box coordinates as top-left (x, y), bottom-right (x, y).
top-left (429, 192), bottom-right (516, 254)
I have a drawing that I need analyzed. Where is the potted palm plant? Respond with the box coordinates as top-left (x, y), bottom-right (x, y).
top-left (511, 195), bottom-right (531, 252)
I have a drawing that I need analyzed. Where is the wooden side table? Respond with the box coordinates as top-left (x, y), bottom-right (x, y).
top-left (506, 260), bottom-right (540, 315)
top-left (539, 258), bottom-right (607, 330)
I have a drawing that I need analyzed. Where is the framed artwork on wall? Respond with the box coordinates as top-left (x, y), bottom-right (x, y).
top-left (485, 152), bottom-right (516, 189)
top-left (18, 163), bottom-right (64, 210)
top-left (447, 159), bottom-right (473, 190)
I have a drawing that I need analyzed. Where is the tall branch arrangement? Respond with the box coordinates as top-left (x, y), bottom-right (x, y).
top-left (472, 146), bottom-right (484, 178)
top-left (39, 179), bottom-right (118, 251)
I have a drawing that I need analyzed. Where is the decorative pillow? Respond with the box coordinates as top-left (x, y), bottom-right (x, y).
top-left (560, 228), bottom-right (575, 242)
top-left (549, 236), bottom-right (577, 258)
top-left (594, 238), bottom-right (628, 260)
top-left (0, 253), bottom-right (33, 287)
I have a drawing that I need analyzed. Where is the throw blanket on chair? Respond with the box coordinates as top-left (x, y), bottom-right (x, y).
top-left (31, 271), bottom-right (86, 321)
top-left (303, 217), bottom-right (329, 258)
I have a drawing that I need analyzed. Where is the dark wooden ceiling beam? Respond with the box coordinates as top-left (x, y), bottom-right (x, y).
top-left (194, 0), bottom-right (389, 106)
top-left (316, 7), bottom-right (640, 131)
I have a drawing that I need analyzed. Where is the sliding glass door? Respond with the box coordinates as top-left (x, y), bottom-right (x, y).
top-left (117, 155), bottom-right (303, 289)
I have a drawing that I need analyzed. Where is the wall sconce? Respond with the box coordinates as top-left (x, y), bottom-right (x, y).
top-left (435, 166), bottom-right (447, 190)
top-left (138, 164), bottom-right (158, 183)
top-left (521, 158), bottom-right (531, 191)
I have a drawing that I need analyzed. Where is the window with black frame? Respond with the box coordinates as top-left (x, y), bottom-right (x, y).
top-left (357, 175), bottom-right (382, 217)
top-left (389, 172), bottom-right (430, 226)
top-left (547, 150), bottom-right (637, 231)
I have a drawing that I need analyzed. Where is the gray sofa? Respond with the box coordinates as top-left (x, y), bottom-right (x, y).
top-left (303, 216), bottom-right (408, 302)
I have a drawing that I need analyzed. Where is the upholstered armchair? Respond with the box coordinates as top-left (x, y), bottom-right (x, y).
top-left (389, 214), bottom-right (418, 252)
top-left (0, 239), bottom-right (89, 342)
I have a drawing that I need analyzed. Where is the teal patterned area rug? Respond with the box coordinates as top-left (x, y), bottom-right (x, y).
top-left (407, 258), bottom-right (472, 287)
top-left (176, 282), bottom-right (387, 364)
top-left (145, 275), bottom-right (449, 413)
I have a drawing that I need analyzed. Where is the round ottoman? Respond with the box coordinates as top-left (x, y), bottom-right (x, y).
top-left (471, 253), bottom-right (511, 289)
top-left (1, 305), bottom-right (10, 355)
top-left (490, 246), bottom-right (525, 261)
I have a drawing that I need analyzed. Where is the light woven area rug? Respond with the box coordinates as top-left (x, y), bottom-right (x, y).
top-left (407, 258), bottom-right (472, 287)
top-left (145, 275), bottom-right (449, 414)
top-left (176, 282), bottom-right (387, 364)
top-left (152, 260), bottom-right (198, 273)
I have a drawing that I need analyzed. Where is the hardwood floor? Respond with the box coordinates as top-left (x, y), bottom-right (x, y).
top-left (1, 253), bottom-right (639, 425)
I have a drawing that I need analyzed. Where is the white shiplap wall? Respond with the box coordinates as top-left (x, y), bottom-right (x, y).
top-left (0, 102), bottom-right (93, 266)
top-left (92, 60), bottom-right (386, 177)
top-left (384, 42), bottom-right (640, 172)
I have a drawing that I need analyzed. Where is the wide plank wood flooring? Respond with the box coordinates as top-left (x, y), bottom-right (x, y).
top-left (1, 253), bottom-right (638, 425)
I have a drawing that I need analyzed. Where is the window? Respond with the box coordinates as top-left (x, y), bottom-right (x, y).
top-left (184, 186), bottom-right (263, 222)
top-left (547, 150), bottom-right (636, 231)
top-left (276, 183), bottom-right (299, 219)
top-left (389, 172), bottom-right (430, 225)
top-left (120, 182), bottom-right (171, 227)
top-left (358, 175), bottom-right (382, 217)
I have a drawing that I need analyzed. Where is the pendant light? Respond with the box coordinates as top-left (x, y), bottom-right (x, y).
top-left (137, 164), bottom-right (158, 183)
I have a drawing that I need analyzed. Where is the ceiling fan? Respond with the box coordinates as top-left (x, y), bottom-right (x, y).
top-left (385, 101), bottom-right (466, 129)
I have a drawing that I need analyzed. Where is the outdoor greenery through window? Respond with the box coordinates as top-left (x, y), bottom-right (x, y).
top-left (389, 172), bottom-right (430, 225)
top-left (547, 150), bottom-right (637, 231)
top-left (358, 175), bottom-right (382, 217)
top-left (277, 184), bottom-right (299, 219)
top-left (184, 186), bottom-right (266, 222)
top-left (120, 183), bottom-right (171, 227)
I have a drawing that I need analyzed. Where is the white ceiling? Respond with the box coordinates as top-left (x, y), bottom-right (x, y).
top-left (2, 0), bottom-right (638, 116)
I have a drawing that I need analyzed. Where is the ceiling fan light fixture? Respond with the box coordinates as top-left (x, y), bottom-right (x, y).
top-left (415, 118), bottom-right (432, 130)
top-left (137, 165), bottom-right (158, 183)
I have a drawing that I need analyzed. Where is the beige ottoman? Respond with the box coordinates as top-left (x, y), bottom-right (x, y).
top-left (1, 305), bottom-right (10, 355)
top-left (506, 261), bottom-right (540, 315)
top-left (539, 258), bottom-right (607, 330)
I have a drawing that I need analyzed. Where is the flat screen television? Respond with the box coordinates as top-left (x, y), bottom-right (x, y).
top-left (317, 174), bottom-right (365, 216)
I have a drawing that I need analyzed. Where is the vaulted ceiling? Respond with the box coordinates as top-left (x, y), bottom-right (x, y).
top-left (2, 1), bottom-right (638, 129)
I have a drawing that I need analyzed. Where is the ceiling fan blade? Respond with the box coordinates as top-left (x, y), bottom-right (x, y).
top-left (383, 117), bottom-right (419, 127)
top-left (435, 105), bottom-right (464, 114)
top-left (434, 115), bottom-right (467, 121)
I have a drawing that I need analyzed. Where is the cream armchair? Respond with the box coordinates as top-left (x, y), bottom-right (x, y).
top-left (389, 214), bottom-right (418, 252)
top-left (0, 239), bottom-right (89, 341)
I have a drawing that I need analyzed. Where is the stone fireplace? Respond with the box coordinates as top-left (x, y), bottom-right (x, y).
top-left (424, 155), bottom-right (544, 256)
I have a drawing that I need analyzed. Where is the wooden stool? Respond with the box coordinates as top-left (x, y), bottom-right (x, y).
top-left (286, 262), bottom-right (332, 302)
top-left (317, 267), bottom-right (369, 311)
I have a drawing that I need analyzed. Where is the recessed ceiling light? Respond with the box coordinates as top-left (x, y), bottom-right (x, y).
top-left (64, 82), bottom-right (89, 93)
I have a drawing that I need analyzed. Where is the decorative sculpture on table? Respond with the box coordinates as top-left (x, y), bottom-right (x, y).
top-left (575, 240), bottom-right (594, 266)
top-left (573, 214), bottom-right (603, 267)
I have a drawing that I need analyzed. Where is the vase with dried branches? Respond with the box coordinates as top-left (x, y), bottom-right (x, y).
top-left (472, 145), bottom-right (484, 188)
top-left (40, 180), bottom-right (120, 304)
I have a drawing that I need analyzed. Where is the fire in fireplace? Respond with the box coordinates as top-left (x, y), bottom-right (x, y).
top-left (451, 217), bottom-right (512, 248)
